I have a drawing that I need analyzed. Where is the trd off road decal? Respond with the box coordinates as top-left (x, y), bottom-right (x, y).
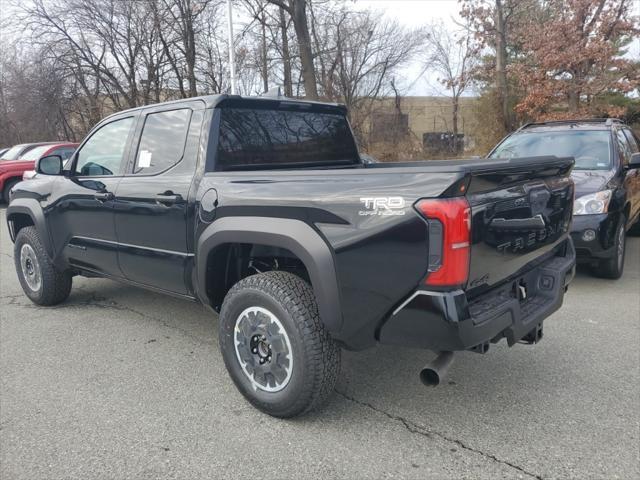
top-left (359, 197), bottom-right (406, 216)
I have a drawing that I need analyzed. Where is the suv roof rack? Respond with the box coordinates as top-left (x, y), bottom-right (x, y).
top-left (517, 118), bottom-right (623, 131)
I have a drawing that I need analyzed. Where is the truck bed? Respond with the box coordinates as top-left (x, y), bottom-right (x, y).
top-left (200, 154), bottom-right (574, 349)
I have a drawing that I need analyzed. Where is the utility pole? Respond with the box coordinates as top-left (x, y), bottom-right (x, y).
top-left (227, 0), bottom-right (237, 94)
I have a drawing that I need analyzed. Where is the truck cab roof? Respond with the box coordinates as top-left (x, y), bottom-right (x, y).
top-left (101, 94), bottom-right (348, 122)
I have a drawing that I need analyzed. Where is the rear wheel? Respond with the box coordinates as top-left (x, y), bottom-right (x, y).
top-left (593, 217), bottom-right (626, 279)
top-left (14, 227), bottom-right (72, 305)
top-left (2, 177), bottom-right (19, 204)
top-left (218, 271), bottom-right (340, 418)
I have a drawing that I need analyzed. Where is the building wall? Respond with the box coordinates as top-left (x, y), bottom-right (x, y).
top-left (368, 96), bottom-right (479, 146)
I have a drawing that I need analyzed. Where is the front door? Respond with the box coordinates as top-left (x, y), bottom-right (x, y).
top-left (47, 115), bottom-right (137, 277)
top-left (114, 106), bottom-right (203, 295)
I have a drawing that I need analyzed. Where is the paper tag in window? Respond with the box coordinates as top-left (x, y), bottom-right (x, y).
top-left (138, 150), bottom-right (152, 168)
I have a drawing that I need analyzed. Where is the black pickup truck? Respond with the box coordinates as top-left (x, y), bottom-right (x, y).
top-left (6, 95), bottom-right (576, 417)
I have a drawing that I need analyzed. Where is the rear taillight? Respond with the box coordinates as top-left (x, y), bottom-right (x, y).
top-left (415, 197), bottom-right (471, 288)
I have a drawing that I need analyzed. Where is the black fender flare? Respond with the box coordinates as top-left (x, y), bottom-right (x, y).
top-left (196, 216), bottom-right (343, 333)
top-left (6, 198), bottom-right (54, 258)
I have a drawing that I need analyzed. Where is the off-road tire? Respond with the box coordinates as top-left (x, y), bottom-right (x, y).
top-left (2, 177), bottom-right (19, 204)
top-left (218, 271), bottom-right (341, 418)
top-left (593, 217), bottom-right (626, 280)
top-left (14, 226), bottom-right (72, 305)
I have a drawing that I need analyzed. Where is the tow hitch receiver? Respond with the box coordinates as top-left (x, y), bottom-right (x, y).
top-left (520, 323), bottom-right (544, 345)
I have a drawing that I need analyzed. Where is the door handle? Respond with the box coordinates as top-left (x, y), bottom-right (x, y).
top-left (94, 191), bottom-right (114, 202)
top-left (155, 193), bottom-right (182, 205)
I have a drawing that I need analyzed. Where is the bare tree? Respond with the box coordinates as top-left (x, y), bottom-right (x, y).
top-left (263, 0), bottom-right (318, 99)
top-left (314, 6), bottom-right (423, 139)
top-left (423, 21), bottom-right (476, 145)
top-left (151, 0), bottom-right (221, 98)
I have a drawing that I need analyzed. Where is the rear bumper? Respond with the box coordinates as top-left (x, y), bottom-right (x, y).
top-left (570, 213), bottom-right (619, 261)
top-left (378, 239), bottom-right (576, 352)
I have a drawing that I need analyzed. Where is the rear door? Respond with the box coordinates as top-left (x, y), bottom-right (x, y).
top-left (113, 103), bottom-right (204, 295)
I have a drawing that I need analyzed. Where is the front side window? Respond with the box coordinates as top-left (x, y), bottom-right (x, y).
top-left (216, 107), bottom-right (359, 170)
top-left (133, 109), bottom-right (191, 175)
top-left (490, 130), bottom-right (612, 170)
top-left (75, 117), bottom-right (134, 176)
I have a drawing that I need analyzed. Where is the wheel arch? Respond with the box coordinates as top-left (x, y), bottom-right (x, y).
top-left (196, 216), bottom-right (343, 333)
top-left (6, 199), bottom-right (53, 258)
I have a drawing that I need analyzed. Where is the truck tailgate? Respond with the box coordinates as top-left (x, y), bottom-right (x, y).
top-left (462, 156), bottom-right (574, 296)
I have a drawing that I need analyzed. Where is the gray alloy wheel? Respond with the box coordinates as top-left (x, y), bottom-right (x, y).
top-left (233, 306), bottom-right (294, 393)
top-left (14, 226), bottom-right (72, 305)
top-left (19, 244), bottom-right (42, 292)
top-left (218, 271), bottom-right (340, 418)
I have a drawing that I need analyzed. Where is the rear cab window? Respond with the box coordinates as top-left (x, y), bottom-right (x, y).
top-left (215, 104), bottom-right (359, 171)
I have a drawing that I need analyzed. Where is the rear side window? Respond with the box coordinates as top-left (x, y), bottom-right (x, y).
top-left (622, 129), bottom-right (639, 153)
top-left (216, 108), bottom-right (359, 170)
top-left (133, 109), bottom-right (191, 175)
top-left (615, 129), bottom-right (632, 165)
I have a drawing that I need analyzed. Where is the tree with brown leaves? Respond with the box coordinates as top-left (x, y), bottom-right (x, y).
top-left (511, 0), bottom-right (639, 120)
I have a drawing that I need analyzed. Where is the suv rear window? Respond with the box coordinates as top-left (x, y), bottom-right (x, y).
top-left (490, 130), bottom-right (612, 170)
top-left (216, 108), bottom-right (359, 170)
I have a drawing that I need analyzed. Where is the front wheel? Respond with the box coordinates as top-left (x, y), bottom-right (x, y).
top-left (594, 217), bottom-right (626, 279)
top-left (14, 227), bottom-right (72, 305)
top-left (218, 271), bottom-right (341, 418)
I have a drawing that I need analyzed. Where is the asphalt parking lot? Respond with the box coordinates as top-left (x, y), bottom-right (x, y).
top-left (1, 206), bottom-right (638, 480)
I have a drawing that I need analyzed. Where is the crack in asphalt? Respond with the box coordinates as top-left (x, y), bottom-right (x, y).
top-left (335, 390), bottom-right (544, 480)
top-left (2, 290), bottom-right (216, 347)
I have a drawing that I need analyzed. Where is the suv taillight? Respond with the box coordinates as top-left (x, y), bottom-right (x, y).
top-left (415, 197), bottom-right (471, 288)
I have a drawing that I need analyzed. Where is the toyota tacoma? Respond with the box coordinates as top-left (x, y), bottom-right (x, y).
top-left (7, 95), bottom-right (576, 417)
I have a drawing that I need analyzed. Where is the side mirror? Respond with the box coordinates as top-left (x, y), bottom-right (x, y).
top-left (628, 152), bottom-right (640, 170)
top-left (36, 155), bottom-right (63, 175)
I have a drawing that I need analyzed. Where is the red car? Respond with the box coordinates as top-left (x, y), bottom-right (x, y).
top-left (0, 142), bottom-right (78, 203)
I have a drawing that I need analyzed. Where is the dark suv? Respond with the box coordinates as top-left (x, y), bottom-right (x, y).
top-left (489, 119), bottom-right (640, 279)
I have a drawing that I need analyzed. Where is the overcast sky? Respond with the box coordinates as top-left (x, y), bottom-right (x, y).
top-left (354, 0), bottom-right (640, 96)
top-left (1, 0), bottom-right (638, 97)
top-left (354, 0), bottom-right (464, 95)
